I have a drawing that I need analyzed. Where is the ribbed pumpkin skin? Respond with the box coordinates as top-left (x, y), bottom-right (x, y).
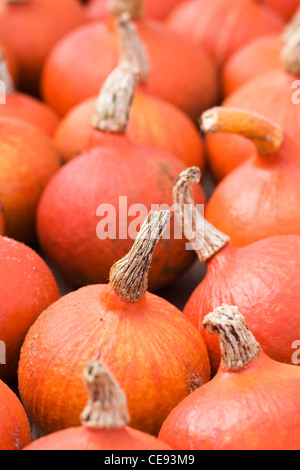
top-left (264, 0), bottom-right (300, 19)
top-left (0, 93), bottom-right (60, 137)
top-left (37, 135), bottom-right (205, 292)
top-left (159, 353), bottom-right (300, 450)
top-left (23, 426), bottom-right (172, 450)
top-left (0, 380), bottom-right (31, 450)
top-left (166, 0), bottom-right (285, 66)
top-left (0, 236), bottom-right (60, 383)
top-left (41, 18), bottom-right (219, 120)
top-left (184, 237), bottom-right (300, 374)
top-left (222, 34), bottom-right (282, 97)
top-left (53, 92), bottom-right (205, 170)
top-left (0, 118), bottom-right (61, 244)
top-left (206, 70), bottom-right (300, 182)
top-left (205, 137), bottom-right (300, 248)
top-left (18, 284), bottom-right (211, 436)
top-left (87, 0), bottom-right (188, 20)
top-left (0, 0), bottom-right (86, 95)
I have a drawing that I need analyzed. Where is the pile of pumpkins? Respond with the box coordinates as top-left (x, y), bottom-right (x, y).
top-left (1, 0), bottom-right (300, 451)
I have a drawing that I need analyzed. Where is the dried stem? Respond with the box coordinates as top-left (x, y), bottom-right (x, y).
top-left (92, 64), bottom-right (138, 133)
top-left (282, 28), bottom-right (300, 76)
top-left (110, 210), bottom-right (171, 303)
top-left (116, 13), bottom-right (149, 83)
top-left (0, 50), bottom-right (15, 95)
top-left (107, 0), bottom-right (143, 20)
top-left (173, 167), bottom-right (229, 263)
top-left (202, 305), bottom-right (261, 372)
top-left (80, 361), bottom-right (130, 430)
top-left (200, 107), bottom-right (284, 156)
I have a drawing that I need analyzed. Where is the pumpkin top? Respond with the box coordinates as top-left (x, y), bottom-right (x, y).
top-left (172, 166), bottom-right (229, 263)
top-left (80, 361), bottom-right (130, 430)
top-left (202, 305), bottom-right (261, 372)
top-left (110, 210), bottom-right (171, 302)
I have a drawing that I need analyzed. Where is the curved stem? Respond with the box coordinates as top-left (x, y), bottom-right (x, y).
top-left (200, 107), bottom-right (284, 156)
top-left (80, 361), bottom-right (130, 430)
top-left (0, 50), bottom-right (15, 95)
top-left (107, 0), bottom-right (143, 20)
top-left (110, 210), bottom-right (171, 303)
top-left (173, 167), bottom-right (229, 263)
top-left (116, 13), bottom-right (149, 83)
top-left (92, 64), bottom-right (138, 133)
top-left (202, 305), bottom-right (261, 372)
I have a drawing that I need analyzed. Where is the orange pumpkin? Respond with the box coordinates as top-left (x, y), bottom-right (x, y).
top-left (222, 34), bottom-right (283, 96)
top-left (38, 64), bottom-right (205, 291)
top-left (53, 83), bottom-right (204, 169)
top-left (159, 306), bottom-right (300, 450)
top-left (19, 211), bottom-right (211, 436)
top-left (201, 107), bottom-right (300, 247)
top-left (206, 25), bottom-right (300, 181)
top-left (0, 117), bottom-right (61, 244)
top-left (23, 362), bottom-right (172, 450)
top-left (87, 0), bottom-right (188, 20)
top-left (0, 51), bottom-right (60, 137)
top-left (166, 0), bottom-right (285, 66)
top-left (41, 0), bottom-right (219, 120)
top-left (0, 0), bottom-right (87, 96)
top-left (0, 236), bottom-right (60, 383)
top-left (0, 379), bottom-right (31, 450)
top-left (174, 167), bottom-right (300, 375)
top-left (264, 0), bottom-right (300, 19)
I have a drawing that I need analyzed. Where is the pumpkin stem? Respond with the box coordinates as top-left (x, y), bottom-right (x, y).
top-left (283, 7), bottom-right (300, 44)
top-left (200, 107), bottom-right (284, 156)
top-left (282, 18), bottom-right (300, 76)
top-left (0, 50), bottom-right (15, 95)
top-left (173, 167), bottom-right (229, 263)
top-left (91, 64), bottom-right (138, 133)
top-left (109, 210), bottom-right (171, 303)
top-left (202, 305), bottom-right (261, 372)
top-left (116, 12), bottom-right (149, 83)
top-left (107, 0), bottom-right (144, 20)
top-left (80, 361), bottom-right (130, 430)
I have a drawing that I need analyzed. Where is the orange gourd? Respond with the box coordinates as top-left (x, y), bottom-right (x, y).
top-left (174, 167), bottom-right (300, 375)
top-left (201, 107), bottom-right (300, 247)
top-left (0, 379), bottom-right (31, 450)
top-left (0, 0), bottom-right (87, 96)
top-left (53, 17), bottom-right (204, 169)
top-left (0, 236), bottom-right (60, 383)
top-left (166, 0), bottom-right (285, 66)
top-left (41, 0), bottom-right (219, 120)
top-left (19, 211), bottom-right (211, 436)
top-left (87, 0), bottom-right (188, 21)
top-left (37, 62), bottom-right (205, 291)
top-left (23, 362), bottom-right (172, 450)
top-left (222, 34), bottom-right (283, 96)
top-left (159, 305), bottom-right (300, 450)
top-left (206, 24), bottom-right (300, 181)
top-left (264, 0), bottom-right (300, 19)
top-left (0, 51), bottom-right (60, 137)
top-left (0, 117), bottom-right (61, 244)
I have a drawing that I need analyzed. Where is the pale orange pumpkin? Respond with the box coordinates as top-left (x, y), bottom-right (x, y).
top-left (19, 211), bottom-right (211, 436)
